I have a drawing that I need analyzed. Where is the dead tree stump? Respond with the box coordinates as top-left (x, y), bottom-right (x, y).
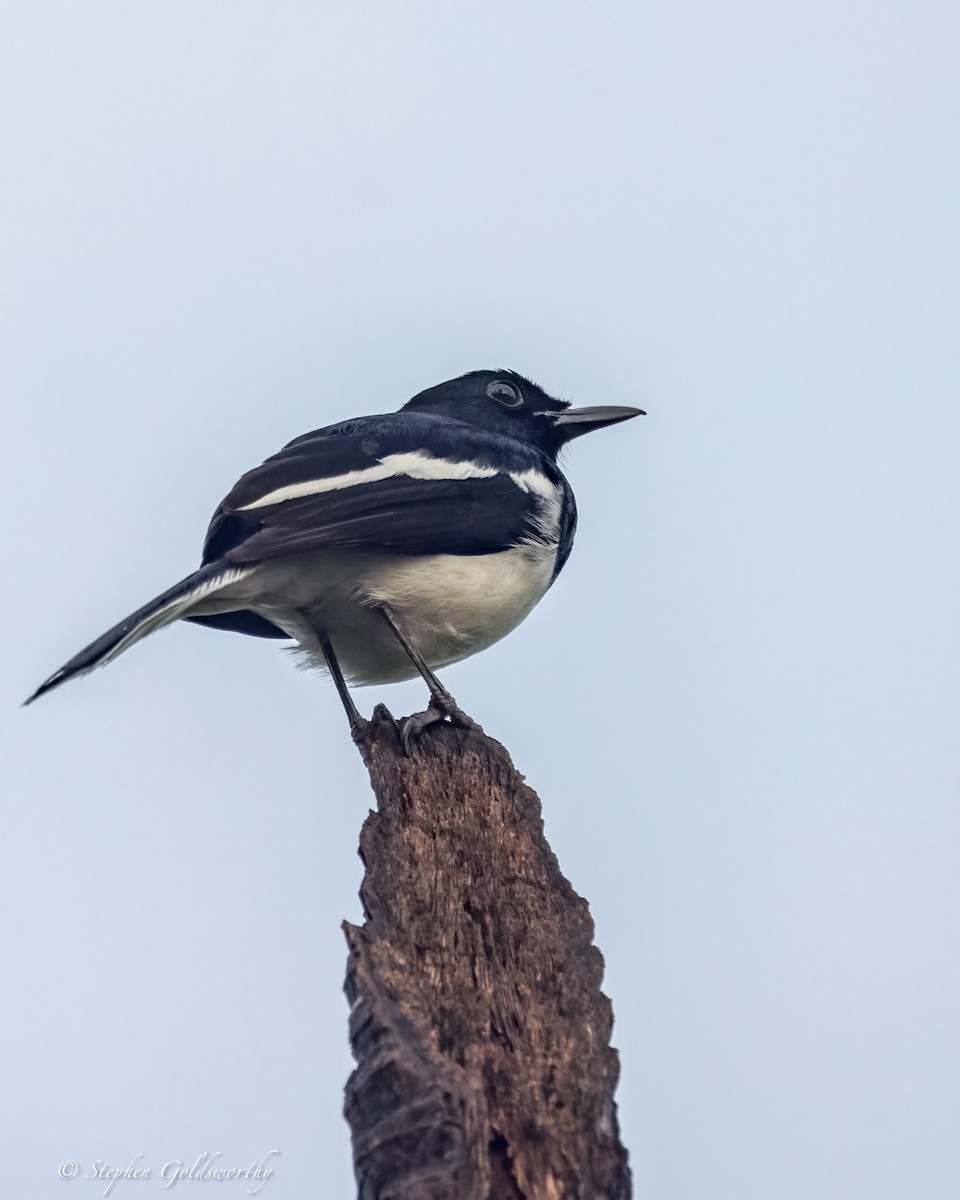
top-left (343, 708), bottom-right (632, 1200)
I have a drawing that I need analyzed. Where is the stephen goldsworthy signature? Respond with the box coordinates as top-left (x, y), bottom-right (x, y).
top-left (57, 1151), bottom-right (279, 1197)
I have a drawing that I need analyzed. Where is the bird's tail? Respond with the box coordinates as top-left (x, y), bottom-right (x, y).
top-left (25, 563), bottom-right (253, 705)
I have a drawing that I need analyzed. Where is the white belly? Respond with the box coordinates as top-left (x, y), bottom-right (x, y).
top-left (196, 547), bottom-right (557, 685)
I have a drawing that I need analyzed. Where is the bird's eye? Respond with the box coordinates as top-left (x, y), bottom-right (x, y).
top-left (486, 380), bottom-right (523, 407)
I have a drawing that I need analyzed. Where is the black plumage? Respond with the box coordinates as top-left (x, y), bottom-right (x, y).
top-left (201, 414), bottom-right (568, 563)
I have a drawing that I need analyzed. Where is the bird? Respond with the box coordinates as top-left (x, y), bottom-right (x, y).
top-left (26, 369), bottom-right (643, 742)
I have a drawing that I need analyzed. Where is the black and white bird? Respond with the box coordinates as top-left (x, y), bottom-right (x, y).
top-left (27, 370), bottom-right (642, 739)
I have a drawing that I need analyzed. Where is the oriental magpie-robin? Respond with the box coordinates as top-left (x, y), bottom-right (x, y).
top-left (27, 370), bottom-right (642, 739)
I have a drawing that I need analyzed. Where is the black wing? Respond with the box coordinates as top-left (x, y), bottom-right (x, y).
top-left (200, 412), bottom-right (563, 566)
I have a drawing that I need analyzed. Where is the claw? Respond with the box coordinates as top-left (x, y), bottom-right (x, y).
top-left (371, 703), bottom-right (404, 744)
top-left (352, 703), bottom-right (403, 749)
top-left (444, 704), bottom-right (482, 733)
top-left (400, 698), bottom-right (483, 752)
top-left (401, 706), bottom-right (445, 754)
top-left (429, 690), bottom-right (483, 733)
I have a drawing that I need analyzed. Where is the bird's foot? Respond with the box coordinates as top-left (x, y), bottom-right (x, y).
top-left (431, 690), bottom-right (483, 733)
top-left (400, 706), bottom-right (445, 754)
top-left (400, 693), bottom-right (482, 752)
top-left (351, 703), bottom-right (402, 748)
top-left (349, 713), bottom-right (372, 744)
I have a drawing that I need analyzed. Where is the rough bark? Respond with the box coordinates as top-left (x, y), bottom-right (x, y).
top-left (342, 708), bottom-right (631, 1200)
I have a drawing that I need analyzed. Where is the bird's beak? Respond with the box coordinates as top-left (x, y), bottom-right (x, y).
top-left (550, 405), bottom-right (645, 438)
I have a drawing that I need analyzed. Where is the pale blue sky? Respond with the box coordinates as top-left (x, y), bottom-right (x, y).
top-left (4, 2), bottom-right (959, 1197)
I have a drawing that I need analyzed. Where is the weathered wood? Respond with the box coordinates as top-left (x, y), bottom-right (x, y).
top-left (343, 708), bottom-right (632, 1200)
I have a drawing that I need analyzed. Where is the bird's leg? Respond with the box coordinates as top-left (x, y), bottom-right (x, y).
top-left (279, 611), bottom-right (397, 744)
top-left (314, 628), bottom-right (371, 741)
top-left (269, 611), bottom-right (367, 736)
top-left (376, 604), bottom-right (474, 720)
top-left (376, 605), bottom-right (481, 748)
top-left (316, 629), bottom-right (404, 749)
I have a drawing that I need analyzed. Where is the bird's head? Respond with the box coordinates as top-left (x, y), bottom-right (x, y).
top-left (401, 369), bottom-right (643, 459)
